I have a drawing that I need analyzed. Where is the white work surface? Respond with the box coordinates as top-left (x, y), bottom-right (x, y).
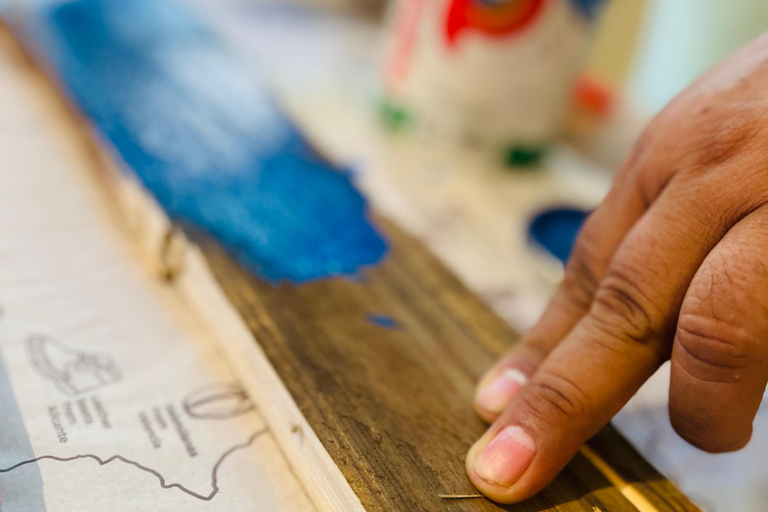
top-left (185, 1), bottom-right (768, 511)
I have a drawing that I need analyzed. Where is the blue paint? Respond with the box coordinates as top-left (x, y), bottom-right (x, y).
top-left (528, 206), bottom-right (589, 264)
top-left (0, 351), bottom-right (48, 512)
top-left (21, 0), bottom-right (387, 283)
top-left (569, 0), bottom-right (606, 19)
top-left (366, 314), bottom-right (400, 330)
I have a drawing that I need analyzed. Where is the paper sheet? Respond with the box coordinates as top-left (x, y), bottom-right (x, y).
top-left (0, 39), bottom-right (315, 512)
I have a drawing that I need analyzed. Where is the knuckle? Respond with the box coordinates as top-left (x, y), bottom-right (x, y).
top-left (627, 87), bottom-right (768, 202)
top-left (590, 267), bottom-right (661, 345)
top-left (675, 312), bottom-right (753, 381)
top-left (622, 116), bottom-right (666, 174)
top-left (675, 254), bottom-right (764, 383)
top-left (619, 126), bottom-right (675, 205)
top-left (691, 109), bottom-right (765, 169)
top-left (692, 250), bottom-right (764, 306)
top-left (519, 370), bottom-right (589, 426)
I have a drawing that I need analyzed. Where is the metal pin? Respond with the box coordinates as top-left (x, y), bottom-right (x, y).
top-left (438, 494), bottom-right (485, 500)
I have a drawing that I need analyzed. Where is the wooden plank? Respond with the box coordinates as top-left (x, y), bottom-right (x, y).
top-left (195, 218), bottom-right (698, 512)
top-left (1, 13), bottom-right (700, 512)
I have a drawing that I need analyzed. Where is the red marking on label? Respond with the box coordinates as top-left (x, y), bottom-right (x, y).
top-left (445, 0), bottom-right (547, 47)
top-left (385, 0), bottom-right (428, 88)
top-left (573, 74), bottom-right (614, 117)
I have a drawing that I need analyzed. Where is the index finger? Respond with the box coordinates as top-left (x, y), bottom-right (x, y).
top-left (475, 154), bottom-right (655, 421)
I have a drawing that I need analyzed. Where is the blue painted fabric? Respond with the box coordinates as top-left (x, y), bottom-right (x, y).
top-left (21, 0), bottom-right (387, 283)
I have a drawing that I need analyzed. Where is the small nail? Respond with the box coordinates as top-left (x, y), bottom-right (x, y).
top-left (476, 368), bottom-right (528, 414)
top-left (474, 426), bottom-right (536, 487)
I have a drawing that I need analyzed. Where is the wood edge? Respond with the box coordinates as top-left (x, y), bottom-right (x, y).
top-left (587, 428), bottom-right (703, 512)
top-left (580, 445), bottom-right (661, 512)
top-left (178, 240), bottom-right (367, 512)
top-left (0, 20), bottom-right (366, 512)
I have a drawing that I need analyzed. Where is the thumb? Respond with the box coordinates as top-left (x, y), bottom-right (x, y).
top-left (465, 312), bottom-right (665, 503)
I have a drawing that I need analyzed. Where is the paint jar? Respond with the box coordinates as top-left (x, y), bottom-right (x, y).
top-left (380, 0), bottom-right (606, 165)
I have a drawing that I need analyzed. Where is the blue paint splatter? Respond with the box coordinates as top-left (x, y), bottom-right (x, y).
top-left (528, 206), bottom-right (589, 264)
top-left (366, 314), bottom-right (400, 330)
top-left (20, 0), bottom-right (387, 283)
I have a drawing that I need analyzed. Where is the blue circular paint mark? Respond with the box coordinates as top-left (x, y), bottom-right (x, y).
top-left (528, 207), bottom-right (590, 264)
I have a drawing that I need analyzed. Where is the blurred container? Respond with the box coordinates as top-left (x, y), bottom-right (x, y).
top-left (380, 0), bottom-right (606, 165)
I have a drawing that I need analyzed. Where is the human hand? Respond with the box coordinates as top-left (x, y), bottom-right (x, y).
top-left (467, 33), bottom-right (768, 503)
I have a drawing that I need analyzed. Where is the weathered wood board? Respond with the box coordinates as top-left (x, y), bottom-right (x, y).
top-left (1, 10), bottom-right (700, 512)
top-left (196, 221), bottom-right (698, 512)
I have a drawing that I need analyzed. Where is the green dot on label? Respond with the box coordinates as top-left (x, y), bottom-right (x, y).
top-left (380, 99), bottom-right (412, 131)
top-left (504, 145), bottom-right (548, 168)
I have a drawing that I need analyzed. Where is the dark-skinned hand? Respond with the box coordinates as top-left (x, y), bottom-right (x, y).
top-left (467, 34), bottom-right (768, 503)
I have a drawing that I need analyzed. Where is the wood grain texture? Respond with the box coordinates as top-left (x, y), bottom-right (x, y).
top-left (195, 219), bottom-right (699, 512)
top-left (2, 21), bottom-right (700, 512)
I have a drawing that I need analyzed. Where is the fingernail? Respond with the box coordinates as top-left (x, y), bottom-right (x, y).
top-left (476, 368), bottom-right (528, 414)
top-left (474, 426), bottom-right (536, 487)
